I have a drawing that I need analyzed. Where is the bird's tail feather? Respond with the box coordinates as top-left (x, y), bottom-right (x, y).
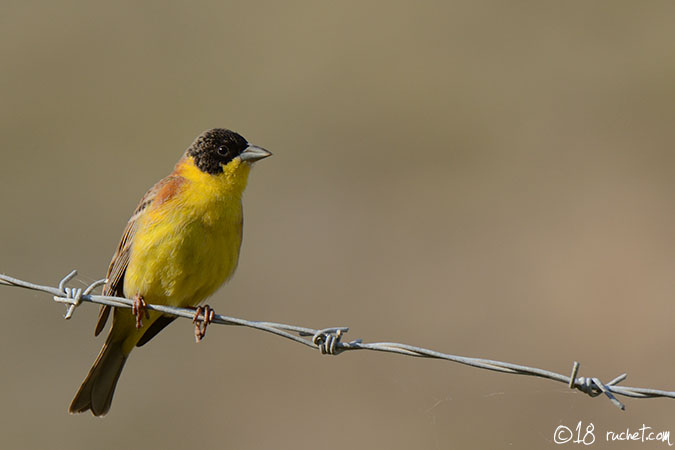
top-left (69, 335), bottom-right (127, 416)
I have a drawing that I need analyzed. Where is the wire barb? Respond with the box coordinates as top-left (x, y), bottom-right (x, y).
top-left (1, 270), bottom-right (674, 411)
top-left (51, 272), bottom-right (107, 319)
top-left (569, 362), bottom-right (626, 410)
top-left (312, 328), bottom-right (350, 355)
top-left (568, 361), bottom-right (580, 389)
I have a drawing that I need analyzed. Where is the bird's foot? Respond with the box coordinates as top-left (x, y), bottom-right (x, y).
top-left (192, 304), bottom-right (215, 343)
top-left (132, 295), bottom-right (149, 329)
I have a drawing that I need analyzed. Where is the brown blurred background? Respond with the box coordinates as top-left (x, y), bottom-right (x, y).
top-left (1, 1), bottom-right (674, 448)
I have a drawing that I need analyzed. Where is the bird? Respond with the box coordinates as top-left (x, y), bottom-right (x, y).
top-left (69, 128), bottom-right (271, 416)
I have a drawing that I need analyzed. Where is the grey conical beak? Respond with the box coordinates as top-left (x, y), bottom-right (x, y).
top-left (240, 145), bottom-right (272, 163)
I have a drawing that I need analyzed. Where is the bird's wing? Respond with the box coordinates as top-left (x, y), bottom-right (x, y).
top-left (135, 315), bottom-right (177, 347)
top-left (94, 175), bottom-right (182, 336)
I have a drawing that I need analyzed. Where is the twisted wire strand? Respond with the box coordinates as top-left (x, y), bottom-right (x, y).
top-left (2, 270), bottom-right (674, 410)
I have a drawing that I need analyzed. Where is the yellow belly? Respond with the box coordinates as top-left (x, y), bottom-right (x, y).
top-left (124, 199), bottom-right (243, 308)
top-left (111, 156), bottom-right (252, 354)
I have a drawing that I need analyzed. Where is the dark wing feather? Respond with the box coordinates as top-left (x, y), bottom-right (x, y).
top-left (94, 175), bottom-right (181, 336)
top-left (136, 316), bottom-right (177, 346)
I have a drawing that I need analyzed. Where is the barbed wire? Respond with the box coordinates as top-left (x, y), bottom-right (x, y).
top-left (1, 270), bottom-right (674, 411)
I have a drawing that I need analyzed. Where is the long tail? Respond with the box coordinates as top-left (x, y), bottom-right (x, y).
top-left (69, 333), bottom-right (128, 416)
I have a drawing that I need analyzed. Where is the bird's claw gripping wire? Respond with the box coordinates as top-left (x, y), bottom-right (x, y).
top-left (132, 295), bottom-right (150, 329)
top-left (568, 361), bottom-right (627, 410)
top-left (52, 270), bottom-right (106, 319)
top-left (193, 305), bottom-right (215, 342)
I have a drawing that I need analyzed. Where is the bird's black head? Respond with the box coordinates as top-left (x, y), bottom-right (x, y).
top-left (187, 128), bottom-right (249, 174)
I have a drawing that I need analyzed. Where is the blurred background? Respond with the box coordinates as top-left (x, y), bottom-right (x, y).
top-left (1, 1), bottom-right (674, 448)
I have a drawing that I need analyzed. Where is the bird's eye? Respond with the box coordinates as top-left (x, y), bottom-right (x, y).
top-left (217, 146), bottom-right (228, 157)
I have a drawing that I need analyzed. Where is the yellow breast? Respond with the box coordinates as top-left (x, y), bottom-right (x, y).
top-left (124, 156), bottom-right (251, 308)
